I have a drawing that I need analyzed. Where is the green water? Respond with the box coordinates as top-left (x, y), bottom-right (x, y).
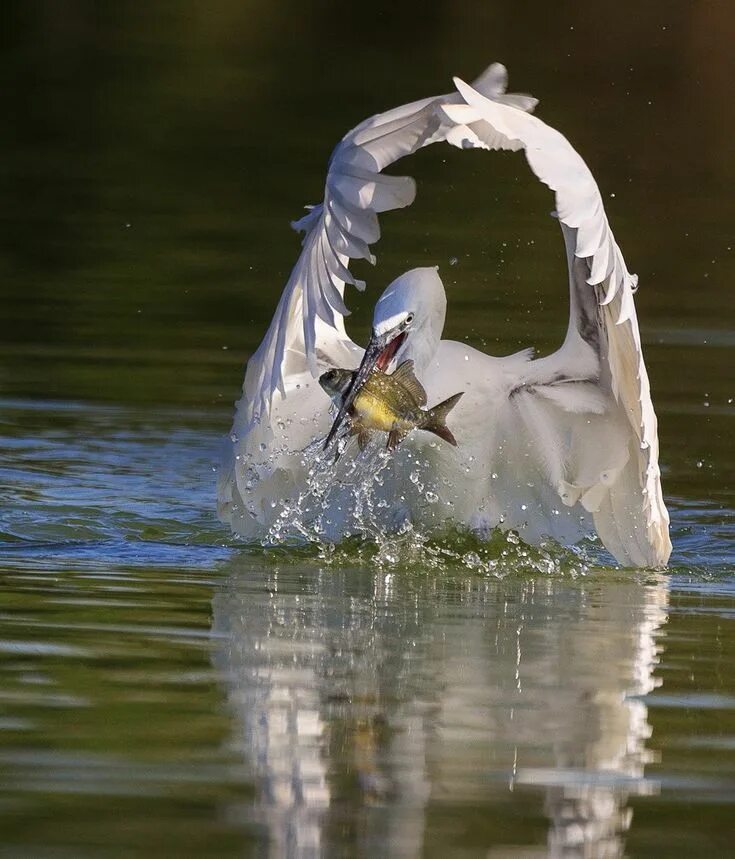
top-left (1, 3), bottom-right (734, 857)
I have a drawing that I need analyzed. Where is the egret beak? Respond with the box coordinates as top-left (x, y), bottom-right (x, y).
top-left (323, 328), bottom-right (405, 449)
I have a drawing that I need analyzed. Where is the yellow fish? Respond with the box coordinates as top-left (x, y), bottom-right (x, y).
top-left (319, 360), bottom-right (463, 451)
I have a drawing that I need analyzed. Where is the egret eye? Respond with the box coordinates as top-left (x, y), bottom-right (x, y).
top-left (405, 313), bottom-right (414, 325)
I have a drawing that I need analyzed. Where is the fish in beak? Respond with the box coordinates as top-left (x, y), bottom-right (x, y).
top-left (323, 328), bottom-right (406, 449)
top-left (320, 358), bottom-right (463, 453)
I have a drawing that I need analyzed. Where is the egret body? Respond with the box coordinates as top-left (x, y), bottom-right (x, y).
top-left (218, 64), bottom-right (671, 567)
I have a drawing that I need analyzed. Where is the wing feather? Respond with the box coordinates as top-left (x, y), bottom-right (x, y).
top-left (316, 235), bottom-right (350, 318)
top-left (449, 78), bottom-right (671, 566)
top-left (244, 65), bottom-right (536, 424)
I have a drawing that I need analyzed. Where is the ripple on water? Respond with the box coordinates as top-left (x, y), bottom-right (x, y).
top-left (0, 397), bottom-right (734, 857)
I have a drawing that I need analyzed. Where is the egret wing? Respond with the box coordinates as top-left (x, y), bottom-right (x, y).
top-left (244, 65), bottom-right (537, 424)
top-left (443, 78), bottom-right (671, 566)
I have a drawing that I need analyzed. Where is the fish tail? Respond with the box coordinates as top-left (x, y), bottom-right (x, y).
top-left (422, 392), bottom-right (464, 447)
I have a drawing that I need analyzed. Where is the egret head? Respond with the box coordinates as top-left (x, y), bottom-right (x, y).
top-left (324, 267), bottom-right (446, 448)
top-left (371, 267), bottom-right (447, 372)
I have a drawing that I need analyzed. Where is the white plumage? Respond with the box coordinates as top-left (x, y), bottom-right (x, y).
top-left (218, 64), bottom-right (671, 567)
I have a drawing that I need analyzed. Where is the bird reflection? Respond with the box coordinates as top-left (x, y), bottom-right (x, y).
top-left (212, 560), bottom-right (668, 858)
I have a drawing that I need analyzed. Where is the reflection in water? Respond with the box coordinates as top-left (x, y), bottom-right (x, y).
top-left (213, 563), bottom-right (668, 857)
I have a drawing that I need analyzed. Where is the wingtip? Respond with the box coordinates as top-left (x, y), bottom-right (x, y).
top-left (453, 76), bottom-right (494, 112)
top-left (470, 62), bottom-right (508, 96)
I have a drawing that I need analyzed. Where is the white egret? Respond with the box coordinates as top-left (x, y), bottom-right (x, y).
top-left (218, 64), bottom-right (671, 567)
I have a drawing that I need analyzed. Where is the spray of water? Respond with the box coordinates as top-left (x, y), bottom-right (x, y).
top-left (240, 433), bottom-right (595, 578)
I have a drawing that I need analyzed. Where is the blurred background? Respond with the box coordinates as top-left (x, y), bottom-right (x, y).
top-left (1, 2), bottom-right (732, 418)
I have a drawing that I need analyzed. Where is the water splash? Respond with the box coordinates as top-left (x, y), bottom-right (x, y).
top-left (239, 433), bottom-right (597, 576)
top-left (334, 525), bottom-right (594, 577)
top-left (262, 435), bottom-right (398, 546)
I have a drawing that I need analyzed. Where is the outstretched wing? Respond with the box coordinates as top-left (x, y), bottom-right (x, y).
top-left (244, 64), bottom-right (537, 424)
top-left (443, 79), bottom-right (671, 566)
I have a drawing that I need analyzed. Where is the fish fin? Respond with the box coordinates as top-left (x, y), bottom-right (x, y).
top-left (390, 360), bottom-right (427, 406)
top-left (387, 428), bottom-right (408, 451)
top-left (422, 392), bottom-right (464, 447)
top-left (357, 429), bottom-right (372, 451)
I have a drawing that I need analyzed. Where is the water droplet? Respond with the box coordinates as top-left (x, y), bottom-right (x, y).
top-left (449, 256), bottom-right (458, 266)
top-left (259, 443), bottom-right (267, 452)
top-left (230, 432), bottom-right (239, 443)
top-left (491, 472), bottom-right (498, 480)
top-left (520, 504), bottom-right (527, 511)
top-left (507, 531), bottom-right (519, 545)
top-left (425, 491), bottom-right (438, 504)
top-left (696, 460), bottom-right (703, 468)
